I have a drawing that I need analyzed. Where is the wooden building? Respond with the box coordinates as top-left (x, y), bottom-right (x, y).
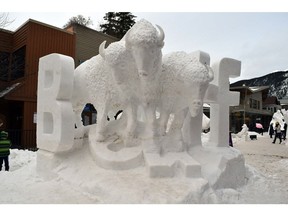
top-left (64, 23), bottom-right (119, 125)
top-left (229, 85), bottom-right (273, 133)
top-left (65, 23), bottom-right (119, 67)
top-left (0, 19), bottom-right (118, 149)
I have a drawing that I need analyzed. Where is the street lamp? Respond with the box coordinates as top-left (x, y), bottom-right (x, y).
top-left (243, 84), bottom-right (247, 125)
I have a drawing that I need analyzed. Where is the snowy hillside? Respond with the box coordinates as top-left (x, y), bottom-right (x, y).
top-left (231, 70), bottom-right (288, 99)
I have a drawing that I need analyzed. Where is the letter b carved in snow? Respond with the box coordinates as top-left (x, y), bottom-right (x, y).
top-left (37, 54), bottom-right (75, 152)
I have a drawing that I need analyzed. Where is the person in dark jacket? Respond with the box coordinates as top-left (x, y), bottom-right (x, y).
top-left (0, 131), bottom-right (12, 171)
top-left (283, 122), bottom-right (287, 141)
top-left (272, 122), bottom-right (282, 144)
top-left (269, 123), bottom-right (274, 138)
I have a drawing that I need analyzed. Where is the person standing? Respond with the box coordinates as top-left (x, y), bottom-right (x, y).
top-left (283, 122), bottom-right (287, 141)
top-left (269, 123), bottom-right (274, 138)
top-left (272, 122), bottom-right (282, 144)
top-left (0, 131), bottom-right (12, 171)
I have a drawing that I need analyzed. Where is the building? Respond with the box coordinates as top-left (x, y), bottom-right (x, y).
top-left (229, 85), bottom-right (273, 133)
top-left (263, 96), bottom-right (281, 113)
top-left (0, 19), bottom-right (118, 149)
top-left (65, 23), bottom-right (119, 68)
top-left (279, 96), bottom-right (288, 110)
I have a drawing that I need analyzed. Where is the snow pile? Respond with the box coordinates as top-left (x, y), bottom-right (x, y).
top-left (0, 149), bottom-right (99, 204)
top-left (9, 149), bottom-right (36, 172)
top-left (1, 132), bottom-right (288, 204)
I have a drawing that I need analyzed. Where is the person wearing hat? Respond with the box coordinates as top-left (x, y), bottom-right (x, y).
top-left (0, 131), bottom-right (12, 171)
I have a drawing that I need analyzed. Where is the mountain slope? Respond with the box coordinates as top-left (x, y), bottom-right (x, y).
top-left (231, 71), bottom-right (288, 99)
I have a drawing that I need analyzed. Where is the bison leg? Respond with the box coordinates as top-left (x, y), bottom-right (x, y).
top-left (126, 103), bottom-right (138, 138)
top-left (74, 108), bottom-right (83, 128)
top-left (168, 108), bottom-right (188, 141)
top-left (123, 103), bottom-right (139, 147)
top-left (95, 107), bottom-right (108, 142)
top-left (158, 110), bottom-right (170, 136)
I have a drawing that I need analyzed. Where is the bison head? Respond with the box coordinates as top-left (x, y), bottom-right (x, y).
top-left (184, 60), bottom-right (214, 117)
top-left (124, 19), bottom-right (164, 79)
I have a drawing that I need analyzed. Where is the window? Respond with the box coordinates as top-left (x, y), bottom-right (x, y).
top-left (11, 46), bottom-right (26, 80)
top-left (250, 98), bottom-right (260, 109)
top-left (0, 51), bottom-right (10, 81)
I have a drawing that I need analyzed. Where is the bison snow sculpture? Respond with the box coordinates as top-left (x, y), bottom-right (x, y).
top-left (37, 18), bottom-right (247, 200)
top-left (99, 40), bottom-right (141, 145)
top-left (151, 51), bottom-right (214, 152)
top-left (72, 19), bottom-right (165, 143)
top-left (72, 48), bottom-right (124, 142)
top-left (159, 52), bottom-right (214, 135)
top-left (125, 19), bottom-right (165, 136)
top-left (70, 19), bottom-right (216, 154)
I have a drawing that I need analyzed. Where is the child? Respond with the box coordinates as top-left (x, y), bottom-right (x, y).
top-left (0, 131), bottom-right (12, 171)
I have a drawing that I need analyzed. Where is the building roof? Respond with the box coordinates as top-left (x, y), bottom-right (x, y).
top-left (12, 19), bottom-right (74, 35)
top-left (65, 23), bottom-right (119, 41)
top-left (263, 96), bottom-right (280, 105)
top-left (0, 28), bottom-right (13, 34)
top-left (279, 99), bottom-right (288, 105)
top-left (230, 85), bottom-right (270, 93)
top-left (0, 83), bottom-right (21, 98)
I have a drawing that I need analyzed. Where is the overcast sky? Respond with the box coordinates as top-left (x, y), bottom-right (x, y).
top-left (3, 1), bottom-right (288, 83)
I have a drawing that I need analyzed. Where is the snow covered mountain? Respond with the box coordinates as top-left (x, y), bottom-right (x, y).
top-left (231, 70), bottom-right (288, 99)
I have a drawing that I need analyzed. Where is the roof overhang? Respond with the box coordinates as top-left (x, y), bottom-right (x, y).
top-left (0, 82), bottom-right (21, 98)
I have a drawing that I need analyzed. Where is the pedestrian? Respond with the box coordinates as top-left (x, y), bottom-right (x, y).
top-left (272, 122), bottom-right (282, 144)
top-left (257, 123), bottom-right (264, 135)
top-left (283, 122), bottom-right (287, 141)
top-left (269, 123), bottom-right (274, 138)
top-left (0, 131), bottom-right (12, 171)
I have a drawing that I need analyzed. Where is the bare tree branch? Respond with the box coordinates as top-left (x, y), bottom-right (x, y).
top-left (0, 13), bottom-right (14, 29)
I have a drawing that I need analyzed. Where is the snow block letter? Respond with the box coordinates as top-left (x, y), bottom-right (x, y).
top-left (37, 54), bottom-right (75, 152)
top-left (209, 58), bottom-right (241, 147)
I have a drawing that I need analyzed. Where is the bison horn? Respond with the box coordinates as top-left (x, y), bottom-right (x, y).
top-left (207, 65), bottom-right (214, 82)
top-left (125, 29), bottom-right (132, 49)
top-left (156, 24), bottom-right (165, 43)
top-left (99, 41), bottom-right (106, 58)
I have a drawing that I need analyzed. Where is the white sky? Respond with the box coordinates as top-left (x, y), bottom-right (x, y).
top-left (2, 0), bottom-right (288, 83)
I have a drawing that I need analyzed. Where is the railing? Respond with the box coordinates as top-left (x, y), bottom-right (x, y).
top-left (6, 129), bottom-right (37, 151)
top-left (231, 105), bottom-right (273, 115)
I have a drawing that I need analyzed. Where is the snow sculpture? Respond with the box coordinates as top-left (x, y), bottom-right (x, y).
top-left (270, 109), bottom-right (285, 130)
top-left (208, 58), bottom-right (241, 147)
top-left (125, 19), bottom-right (164, 137)
top-left (234, 124), bottom-right (249, 141)
top-left (270, 109), bottom-right (288, 143)
top-left (157, 51), bottom-right (214, 152)
top-left (98, 40), bottom-right (140, 145)
top-left (37, 54), bottom-right (75, 152)
top-left (72, 48), bottom-right (123, 142)
top-left (36, 19), bottom-right (246, 203)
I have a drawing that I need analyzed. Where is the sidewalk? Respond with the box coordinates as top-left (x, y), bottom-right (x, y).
top-left (232, 132), bottom-right (288, 203)
top-left (234, 132), bottom-right (288, 159)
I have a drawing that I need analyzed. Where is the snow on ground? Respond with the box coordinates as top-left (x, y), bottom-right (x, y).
top-left (1, 132), bottom-right (288, 205)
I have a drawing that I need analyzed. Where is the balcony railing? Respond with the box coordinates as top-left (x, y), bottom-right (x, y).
top-left (6, 129), bottom-right (37, 151)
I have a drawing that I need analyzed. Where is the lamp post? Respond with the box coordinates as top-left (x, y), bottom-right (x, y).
top-left (243, 84), bottom-right (247, 125)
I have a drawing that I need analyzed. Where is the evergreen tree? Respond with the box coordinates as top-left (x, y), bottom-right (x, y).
top-left (100, 12), bottom-right (136, 39)
top-left (63, 15), bottom-right (93, 28)
top-left (99, 12), bottom-right (118, 37)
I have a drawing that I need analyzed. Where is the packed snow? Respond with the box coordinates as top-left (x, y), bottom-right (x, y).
top-left (1, 132), bottom-right (288, 206)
